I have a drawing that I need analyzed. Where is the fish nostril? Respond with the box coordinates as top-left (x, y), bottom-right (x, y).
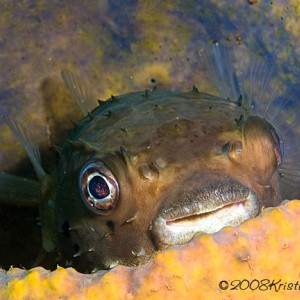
top-left (228, 140), bottom-right (243, 160)
top-left (222, 141), bottom-right (231, 153)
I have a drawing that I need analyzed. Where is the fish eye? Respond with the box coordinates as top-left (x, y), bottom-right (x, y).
top-left (269, 126), bottom-right (284, 166)
top-left (79, 160), bottom-right (119, 214)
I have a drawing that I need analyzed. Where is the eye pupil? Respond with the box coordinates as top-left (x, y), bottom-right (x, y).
top-left (88, 175), bottom-right (109, 199)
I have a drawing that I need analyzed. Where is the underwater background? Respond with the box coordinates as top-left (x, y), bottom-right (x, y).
top-left (0, 0), bottom-right (299, 270)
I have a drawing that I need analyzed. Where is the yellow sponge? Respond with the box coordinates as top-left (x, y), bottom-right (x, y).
top-left (1, 200), bottom-right (300, 299)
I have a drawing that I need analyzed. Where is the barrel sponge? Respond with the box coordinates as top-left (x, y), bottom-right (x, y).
top-left (1, 200), bottom-right (299, 299)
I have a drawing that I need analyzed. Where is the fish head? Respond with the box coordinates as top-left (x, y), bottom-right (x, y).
top-left (52, 91), bottom-right (283, 271)
top-left (152, 113), bottom-right (283, 250)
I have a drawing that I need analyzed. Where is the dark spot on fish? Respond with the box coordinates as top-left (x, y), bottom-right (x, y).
top-left (61, 220), bottom-right (70, 238)
top-left (150, 78), bottom-right (156, 83)
top-left (106, 220), bottom-right (115, 232)
top-left (73, 243), bottom-right (80, 254)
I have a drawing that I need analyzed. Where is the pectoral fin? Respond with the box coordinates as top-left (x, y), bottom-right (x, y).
top-left (0, 173), bottom-right (39, 207)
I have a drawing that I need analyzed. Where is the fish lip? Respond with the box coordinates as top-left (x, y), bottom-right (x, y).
top-left (152, 180), bottom-right (260, 250)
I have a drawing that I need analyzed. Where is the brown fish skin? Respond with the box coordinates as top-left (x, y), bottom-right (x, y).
top-left (46, 88), bottom-right (282, 272)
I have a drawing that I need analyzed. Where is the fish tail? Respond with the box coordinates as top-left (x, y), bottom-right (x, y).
top-left (0, 173), bottom-right (39, 207)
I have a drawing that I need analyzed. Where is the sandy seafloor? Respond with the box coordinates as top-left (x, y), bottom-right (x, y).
top-left (0, 0), bottom-right (299, 270)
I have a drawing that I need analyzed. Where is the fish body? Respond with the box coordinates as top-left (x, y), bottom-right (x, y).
top-left (46, 88), bottom-right (283, 271)
top-left (1, 44), bottom-right (300, 272)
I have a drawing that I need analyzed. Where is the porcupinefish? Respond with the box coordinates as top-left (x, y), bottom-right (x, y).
top-left (1, 43), bottom-right (299, 272)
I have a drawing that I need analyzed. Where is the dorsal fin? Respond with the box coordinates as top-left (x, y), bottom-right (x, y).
top-left (61, 69), bottom-right (96, 116)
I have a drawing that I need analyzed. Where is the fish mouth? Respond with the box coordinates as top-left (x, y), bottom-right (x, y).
top-left (152, 178), bottom-right (260, 250)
